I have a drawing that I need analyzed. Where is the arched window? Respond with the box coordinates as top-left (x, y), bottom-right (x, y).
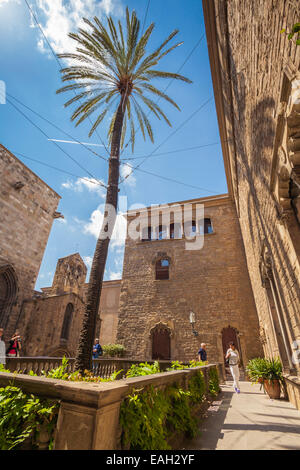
top-left (170, 222), bottom-right (182, 239)
top-left (60, 303), bottom-right (74, 340)
top-left (155, 258), bottom-right (170, 280)
top-left (157, 225), bottom-right (167, 240)
top-left (184, 220), bottom-right (196, 238)
top-left (141, 226), bottom-right (152, 241)
top-left (199, 218), bottom-right (213, 235)
top-left (0, 265), bottom-right (17, 328)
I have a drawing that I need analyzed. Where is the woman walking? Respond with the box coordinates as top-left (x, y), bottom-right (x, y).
top-left (6, 331), bottom-right (21, 358)
top-left (0, 328), bottom-right (6, 366)
top-left (225, 341), bottom-right (240, 393)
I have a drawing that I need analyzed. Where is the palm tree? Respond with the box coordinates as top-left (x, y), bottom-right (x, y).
top-left (57, 7), bottom-right (192, 372)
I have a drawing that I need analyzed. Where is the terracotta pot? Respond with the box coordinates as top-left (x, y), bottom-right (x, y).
top-left (263, 379), bottom-right (281, 399)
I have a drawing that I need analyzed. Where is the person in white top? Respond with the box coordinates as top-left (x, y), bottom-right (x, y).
top-left (0, 328), bottom-right (6, 366)
top-left (225, 341), bottom-right (240, 393)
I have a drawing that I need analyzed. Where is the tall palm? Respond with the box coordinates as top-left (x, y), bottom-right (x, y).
top-left (57, 7), bottom-right (191, 372)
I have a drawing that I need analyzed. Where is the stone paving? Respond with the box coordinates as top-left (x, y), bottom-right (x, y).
top-left (182, 381), bottom-right (300, 450)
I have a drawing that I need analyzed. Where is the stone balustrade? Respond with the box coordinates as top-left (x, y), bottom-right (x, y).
top-left (5, 357), bottom-right (213, 379)
top-left (0, 362), bottom-right (224, 450)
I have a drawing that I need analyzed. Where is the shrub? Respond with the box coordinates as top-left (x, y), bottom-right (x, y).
top-left (0, 386), bottom-right (59, 450)
top-left (208, 367), bottom-right (220, 396)
top-left (246, 357), bottom-right (283, 384)
top-left (126, 361), bottom-right (160, 377)
top-left (102, 344), bottom-right (126, 357)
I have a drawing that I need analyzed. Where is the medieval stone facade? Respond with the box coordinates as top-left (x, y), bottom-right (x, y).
top-left (17, 253), bottom-right (121, 357)
top-left (116, 194), bottom-right (262, 364)
top-left (202, 0), bottom-right (300, 407)
top-left (0, 144), bottom-right (61, 340)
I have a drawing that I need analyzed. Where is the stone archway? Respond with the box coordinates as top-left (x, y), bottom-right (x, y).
top-left (150, 322), bottom-right (171, 360)
top-left (221, 326), bottom-right (243, 366)
top-left (0, 264), bottom-right (18, 328)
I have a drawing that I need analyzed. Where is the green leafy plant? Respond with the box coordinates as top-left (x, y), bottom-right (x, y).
top-left (126, 361), bottom-right (161, 377)
top-left (281, 23), bottom-right (300, 45)
top-left (208, 367), bottom-right (220, 396)
top-left (119, 366), bottom-right (217, 450)
top-left (0, 386), bottom-right (59, 450)
top-left (246, 357), bottom-right (283, 385)
top-left (102, 344), bottom-right (126, 358)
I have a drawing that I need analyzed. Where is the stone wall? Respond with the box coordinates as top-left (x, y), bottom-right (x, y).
top-left (0, 145), bottom-right (60, 340)
top-left (202, 0), bottom-right (300, 402)
top-left (116, 195), bottom-right (262, 364)
top-left (17, 254), bottom-right (121, 357)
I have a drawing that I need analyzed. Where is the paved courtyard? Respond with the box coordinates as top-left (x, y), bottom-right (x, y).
top-left (183, 381), bottom-right (300, 450)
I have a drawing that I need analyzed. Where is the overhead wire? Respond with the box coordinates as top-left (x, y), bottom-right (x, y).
top-left (23, 0), bottom-right (110, 156)
top-left (6, 91), bottom-right (219, 194)
top-left (5, 96), bottom-right (108, 189)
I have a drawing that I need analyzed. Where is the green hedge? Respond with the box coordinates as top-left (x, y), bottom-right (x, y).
top-left (119, 365), bottom-right (219, 450)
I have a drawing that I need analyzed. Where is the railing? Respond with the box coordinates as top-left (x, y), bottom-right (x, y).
top-left (5, 356), bottom-right (226, 382)
top-left (0, 362), bottom-right (223, 449)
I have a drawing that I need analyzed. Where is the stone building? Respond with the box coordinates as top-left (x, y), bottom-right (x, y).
top-left (0, 146), bottom-right (121, 356)
top-left (202, 0), bottom-right (300, 407)
top-left (17, 253), bottom-right (121, 357)
top-left (0, 144), bottom-right (61, 340)
top-left (116, 194), bottom-right (262, 364)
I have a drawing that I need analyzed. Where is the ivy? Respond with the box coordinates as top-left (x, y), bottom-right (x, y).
top-left (0, 386), bottom-right (59, 450)
top-left (119, 368), bottom-right (214, 450)
top-left (281, 23), bottom-right (300, 45)
top-left (208, 367), bottom-right (220, 396)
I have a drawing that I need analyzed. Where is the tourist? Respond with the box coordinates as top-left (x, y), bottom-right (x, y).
top-left (198, 343), bottom-right (207, 362)
top-left (0, 328), bottom-right (6, 365)
top-left (225, 341), bottom-right (240, 393)
top-left (6, 331), bottom-right (22, 358)
top-left (92, 338), bottom-right (103, 359)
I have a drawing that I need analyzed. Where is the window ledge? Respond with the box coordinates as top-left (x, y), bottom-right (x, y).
top-left (137, 232), bottom-right (216, 245)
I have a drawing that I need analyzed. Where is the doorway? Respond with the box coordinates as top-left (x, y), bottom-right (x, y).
top-left (151, 324), bottom-right (171, 360)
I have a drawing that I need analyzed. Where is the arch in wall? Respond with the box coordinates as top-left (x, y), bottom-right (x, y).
top-left (60, 303), bottom-right (74, 340)
top-left (0, 264), bottom-right (18, 328)
top-left (221, 325), bottom-right (243, 367)
top-left (150, 322), bottom-right (172, 360)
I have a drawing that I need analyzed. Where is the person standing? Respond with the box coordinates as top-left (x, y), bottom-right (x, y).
top-left (198, 343), bottom-right (207, 362)
top-left (0, 328), bottom-right (6, 366)
top-left (225, 341), bottom-right (240, 393)
top-left (6, 331), bottom-right (22, 358)
top-left (92, 338), bottom-right (103, 359)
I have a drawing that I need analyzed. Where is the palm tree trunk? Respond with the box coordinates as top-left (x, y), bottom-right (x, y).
top-left (75, 96), bottom-right (126, 372)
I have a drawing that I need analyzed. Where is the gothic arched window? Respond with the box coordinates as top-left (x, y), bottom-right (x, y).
top-left (60, 303), bottom-right (74, 340)
top-left (155, 258), bottom-right (170, 280)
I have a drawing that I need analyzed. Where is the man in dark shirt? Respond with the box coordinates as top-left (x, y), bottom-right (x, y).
top-left (198, 343), bottom-right (207, 362)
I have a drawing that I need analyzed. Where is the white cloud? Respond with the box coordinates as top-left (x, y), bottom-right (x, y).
top-left (108, 270), bottom-right (122, 280)
top-left (0, 0), bottom-right (20, 6)
top-left (62, 176), bottom-right (106, 198)
top-left (83, 205), bottom-right (127, 249)
top-left (83, 255), bottom-right (93, 268)
top-left (30, 0), bottom-right (124, 56)
top-left (120, 162), bottom-right (136, 188)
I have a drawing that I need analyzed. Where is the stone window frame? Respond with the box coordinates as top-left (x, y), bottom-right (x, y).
top-left (152, 253), bottom-right (171, 281)
top-left (141, 217), bottom-right (214, 242)
top-left (60, 303), bottom-right (74, 341)
top-left (0, 263), bottom-right (18, 329)
top-left (270, 66), bottom-right (300, 225)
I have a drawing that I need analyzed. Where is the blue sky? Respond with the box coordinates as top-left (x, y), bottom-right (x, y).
top-left (0, 0), bottom-right (227, 289)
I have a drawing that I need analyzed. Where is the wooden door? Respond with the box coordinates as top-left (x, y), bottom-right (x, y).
top-left (222, 326), bottom-right (242, 365)
top-left (152, 327), bottom-right (171, 360)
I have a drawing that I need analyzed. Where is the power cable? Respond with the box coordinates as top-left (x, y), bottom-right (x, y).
top-left (119, 96), bottom-right (213, 184)
top-left (23, 0), bottom-right (110, 156)
top-left (5, 96), bottom-right (108, 189)
top-left (121, 140), bottom-right (229, 161)
top-left (12, 151), bottom-right (106, 189)
top-left (6, 90), bottom-right (218, 194)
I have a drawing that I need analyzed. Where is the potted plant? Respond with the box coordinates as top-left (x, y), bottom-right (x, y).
top-left (246, 357), bottom-right (283, 399)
